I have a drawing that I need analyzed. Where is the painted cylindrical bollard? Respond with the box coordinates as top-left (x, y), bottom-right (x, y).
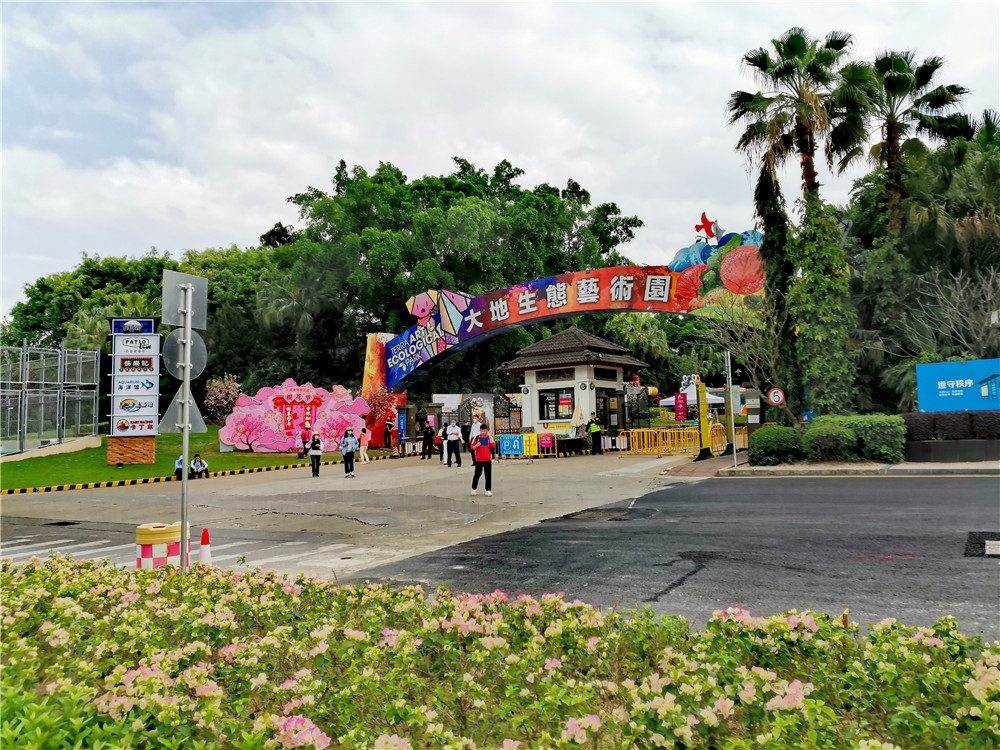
top-left (136, 522), bottom-right (190, 570)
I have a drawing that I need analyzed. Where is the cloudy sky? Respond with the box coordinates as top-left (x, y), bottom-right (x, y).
top-left (2, 1), bottom-right (998, 317)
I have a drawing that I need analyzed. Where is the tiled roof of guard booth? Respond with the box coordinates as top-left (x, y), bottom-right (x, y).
top-left (499, 326), bottom-right (648, 373)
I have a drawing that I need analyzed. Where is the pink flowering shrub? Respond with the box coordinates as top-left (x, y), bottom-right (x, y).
top-left (204, 374), bottom-right (243, 423)
top-left (2, 554), bottom-right (997, 749)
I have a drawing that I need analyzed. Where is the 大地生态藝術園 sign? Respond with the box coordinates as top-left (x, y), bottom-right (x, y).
top-left (383, 225), bottom-right (764, 391)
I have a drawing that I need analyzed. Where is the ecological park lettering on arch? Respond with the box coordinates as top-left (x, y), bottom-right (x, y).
top-left (372, 220), bottom-right (764, 392)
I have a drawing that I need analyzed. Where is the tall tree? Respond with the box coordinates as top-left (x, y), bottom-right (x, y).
top-left (728, 27), bottom-right (859, 202)
top-left (255, 269), bottom-right (326, 360)
top-left (752, 166), bottom-right (802, 416)
top-left (2, 251), bottom-right (177, 347)
top-left (835, 51), bottom-right (968, 237)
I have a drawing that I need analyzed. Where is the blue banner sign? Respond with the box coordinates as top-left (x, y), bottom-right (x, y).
top-left (497, 434), bottom-right (524, 456)
top-left (916, 358), bottom-right (1000, 412)
top-left (111, 318), bottom-right (156, 335)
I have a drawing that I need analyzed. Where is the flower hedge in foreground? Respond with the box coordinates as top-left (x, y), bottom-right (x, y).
top-left (1, 555), bottom-right (997, 749)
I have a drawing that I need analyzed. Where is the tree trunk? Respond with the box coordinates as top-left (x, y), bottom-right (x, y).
top-left (884, 120), bottom-right (904, 238)
top-left (795, 118), bottom-right (819, 201)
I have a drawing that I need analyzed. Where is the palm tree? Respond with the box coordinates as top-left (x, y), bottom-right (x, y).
top-left (605, 313), bottom-right (672, 360)
top-left (728, 27), bottom-right (861, 202)
top-left (256, 270), bottom-right (325, 356)
top-left (833, 51), bottom-right (968, 236)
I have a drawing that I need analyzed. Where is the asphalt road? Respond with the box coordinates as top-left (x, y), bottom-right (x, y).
top-left (2, 464), bottom-right (996, 640)
top-left (343, 476), bottom-right (1000, 640)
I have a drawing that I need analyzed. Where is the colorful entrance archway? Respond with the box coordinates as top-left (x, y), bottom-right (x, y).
top-left (363, 227), bottom-right (764, 393)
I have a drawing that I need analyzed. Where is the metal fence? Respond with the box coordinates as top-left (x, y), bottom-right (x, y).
top-left (0, 344), bottom-right (99, 455)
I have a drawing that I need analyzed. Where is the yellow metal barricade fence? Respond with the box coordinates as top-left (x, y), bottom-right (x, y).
top-left (623, 428), bottom-right (701, 457)
top-left (661, 428), bottom-right (700, 457)
top-left (734, 426), bottom-right (748, 450)
top-left (710, 424), bottom-right (728, 456)
top-left (626, 429), bottom-right (661, 455)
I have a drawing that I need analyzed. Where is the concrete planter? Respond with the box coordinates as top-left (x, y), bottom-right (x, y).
top-left (905, 439), bottom-right (1000, 462)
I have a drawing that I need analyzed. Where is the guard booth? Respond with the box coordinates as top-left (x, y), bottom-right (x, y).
top-left (499, 326), bottom-right (647, 439)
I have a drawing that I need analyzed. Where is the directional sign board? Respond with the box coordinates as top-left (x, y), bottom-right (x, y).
top-left (109, 319), bottom-right (162, 436)
top-left (113, 376), bottom-right (158, 394)
top-left (112, 395), bottom-right (159, 417)
top-left (111, 318), bottom-right (156, 335)
top-left (113, 334), bottom-right (159, 355)
top-left (111, 415), bottom-right (159, 436)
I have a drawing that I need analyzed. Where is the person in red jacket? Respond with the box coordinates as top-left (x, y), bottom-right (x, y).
top-left (469, 423), bottom-right (496, 497)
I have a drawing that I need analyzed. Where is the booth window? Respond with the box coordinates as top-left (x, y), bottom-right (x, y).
top-left (539, 388), bottom-right (574, 420)
top-left (594, 367), bottom-right (619, 381)
top-left (537, 368), bottom-right (574, 382)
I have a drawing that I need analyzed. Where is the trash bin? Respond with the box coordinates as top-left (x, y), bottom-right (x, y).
top-left (136, 522), bottom-right (189, 570)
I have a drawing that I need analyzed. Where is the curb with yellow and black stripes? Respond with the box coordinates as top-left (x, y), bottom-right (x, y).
top-left (1, 452), bottom-right (418, 495)
top-left (497, 450), bottom-right (594, 460)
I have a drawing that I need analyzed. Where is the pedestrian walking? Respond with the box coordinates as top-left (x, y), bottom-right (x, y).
top-left (588, 413), bottom-right (603, 455)
top-left (341, 429), bottom-right (360, 477)
top-left (358, 428), bottom-right (370, 464)
top-left (445, 418), bottom-right (464, 467)
top-left (436, 426), bottom-right (445, 463)
top-left (308, 434), bottom-right (324, 477)
top-left (470, 423), bottom-right (496, 496)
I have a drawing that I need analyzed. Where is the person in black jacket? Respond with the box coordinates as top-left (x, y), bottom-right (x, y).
top-left (308, 434), bottom-right (324, 477)
top-left (420, 422), bottom-right (435, 459)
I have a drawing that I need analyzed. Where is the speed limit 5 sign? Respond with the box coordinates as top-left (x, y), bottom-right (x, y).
top-left (767, 388), bottom-right (786, 406)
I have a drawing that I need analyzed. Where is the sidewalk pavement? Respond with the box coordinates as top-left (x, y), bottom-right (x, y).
top-left (715, 458), bottom-right (999, 478)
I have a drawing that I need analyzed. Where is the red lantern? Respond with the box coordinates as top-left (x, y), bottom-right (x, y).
top-left (632, 375), bottom-right (641, 383)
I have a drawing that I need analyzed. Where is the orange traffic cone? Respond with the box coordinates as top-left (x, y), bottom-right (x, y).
top-left (198, 528), bottom-right (212, 566)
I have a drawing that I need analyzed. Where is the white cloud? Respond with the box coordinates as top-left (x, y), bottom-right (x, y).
top-left (2, 2), bottom-right (998, 317)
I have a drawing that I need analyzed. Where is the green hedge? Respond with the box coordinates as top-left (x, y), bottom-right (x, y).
top-left (807, 415), bottom-right (907, 464)
top-left (802, 421), bottom-right (857, 462)
top-left (748, 425), bottom-right (803, 466)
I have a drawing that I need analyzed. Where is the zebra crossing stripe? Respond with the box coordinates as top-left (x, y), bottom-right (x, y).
top-left (210, 541), bottom-right (310, 565)
top-left (245, 543), bottom-right (351, 567)
top-left (1, 538), bottom-right (76, 555)
top-left (7, 539), bottom-right (111, 560)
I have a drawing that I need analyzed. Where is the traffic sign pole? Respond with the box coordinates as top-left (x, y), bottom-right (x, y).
top-left (726, 350), bottom-right (737, 470)
top-left (179, 283), bottom-right (193, 571)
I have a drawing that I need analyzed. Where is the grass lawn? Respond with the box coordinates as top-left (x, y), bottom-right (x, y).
top-left (0, 426), bottom-right (391, 490)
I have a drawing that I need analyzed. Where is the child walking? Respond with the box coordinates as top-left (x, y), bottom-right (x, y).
top-left (470, 423), bottom-right (496, 496)
top-left (341, 428), bottom-right (360, 478)
top-left (358, 427), bottom-right (370, 464)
